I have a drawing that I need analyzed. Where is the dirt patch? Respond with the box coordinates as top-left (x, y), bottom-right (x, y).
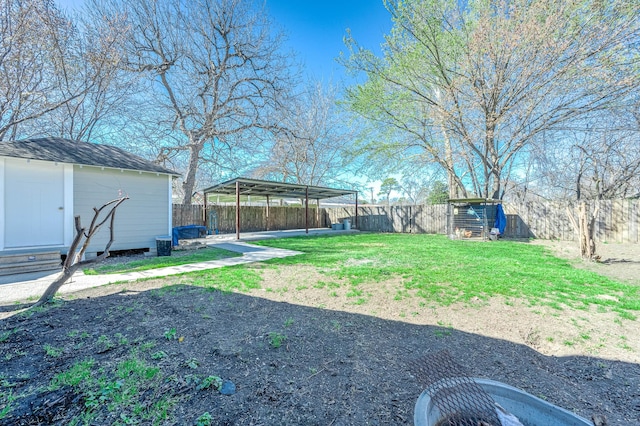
top-left (530, 239), bottom-right (640, 285)
top-left (0, 241), bottom-right (639, 425)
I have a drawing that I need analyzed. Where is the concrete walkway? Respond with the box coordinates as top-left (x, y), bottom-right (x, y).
top-left (0, 228), bottom-right (355, 304)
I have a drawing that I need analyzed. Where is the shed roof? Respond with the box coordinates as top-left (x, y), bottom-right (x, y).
top-left (202, 177), bottom-right (357, 200)
top-left (448, 198), bottom-right (502, 204)
top-left (0, 138), bottom-right (179, 176)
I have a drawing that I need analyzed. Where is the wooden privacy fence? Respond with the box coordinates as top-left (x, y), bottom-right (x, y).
top-left (503, 199), bottom-right (640, 243)
top-left (172, 199), bottom-right (640, 243)
top-left (172, 205), bottom-right (329, 233)
top-left (325, 205), bottom-right (448, 234)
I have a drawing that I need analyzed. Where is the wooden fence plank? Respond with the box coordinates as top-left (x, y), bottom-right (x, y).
top-left (172, 200), bottom-right (640, 243)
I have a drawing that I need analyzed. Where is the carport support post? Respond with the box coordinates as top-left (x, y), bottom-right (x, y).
top-left (235, 181), bottom-right (240, 240)
top-left (266, 195), bottom-right (270, 231)
top-left (305, 186), bottom-right (309, 234)
top-left (316, 199), bottom-right (320, 227)
top-left (355, 192), bottom-right (358, 229)
top-left (203, 192), bottom-right (208, 228)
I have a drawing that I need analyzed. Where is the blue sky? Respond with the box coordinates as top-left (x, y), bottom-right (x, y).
top-left (266, 0), bottom-right (392, 82)
top-left (56, 0), bottom-right (393, 83)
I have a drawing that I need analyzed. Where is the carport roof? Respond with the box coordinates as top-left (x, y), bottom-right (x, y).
top-left (202, 178), bottom-right (357, 200)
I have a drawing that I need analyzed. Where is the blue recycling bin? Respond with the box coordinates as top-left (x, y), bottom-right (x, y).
top-left (172, 225), bottom-right (207, 246)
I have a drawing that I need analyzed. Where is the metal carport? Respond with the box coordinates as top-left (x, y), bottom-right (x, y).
top-left (201, 178), bottom-right (358, 240)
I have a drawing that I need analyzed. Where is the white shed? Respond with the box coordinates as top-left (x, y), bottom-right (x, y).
top-left (0, 138), bottom-right (179, 260)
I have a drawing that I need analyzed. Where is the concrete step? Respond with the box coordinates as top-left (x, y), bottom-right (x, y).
top-left (0, 251), bottom-right (62, 276)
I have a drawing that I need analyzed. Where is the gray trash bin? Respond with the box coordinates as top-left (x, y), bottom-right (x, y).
top-left (156, 236), bottom-right (172, 257)
top-left (343, 219), bottom-right (351, 230)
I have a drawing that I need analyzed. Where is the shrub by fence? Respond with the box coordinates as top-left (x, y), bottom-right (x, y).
top-left (173, 199), bottom-right (640, 243)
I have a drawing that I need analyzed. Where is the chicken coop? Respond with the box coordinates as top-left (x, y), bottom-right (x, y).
top-left (447, 198), bottom-right (506, 240)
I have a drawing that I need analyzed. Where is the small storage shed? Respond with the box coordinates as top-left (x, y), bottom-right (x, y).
top-left (0, 138), bottom-right (179, 257)
top-left (448, 198), bottom-right (505, 240)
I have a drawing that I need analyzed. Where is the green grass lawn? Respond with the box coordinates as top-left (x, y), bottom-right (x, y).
top-left (180, 233), bottom-right (638, 318)
top-left (83, 247), bottom-right (242, 275)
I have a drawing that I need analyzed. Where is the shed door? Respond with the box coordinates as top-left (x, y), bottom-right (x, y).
top-left (5, 159), bottom-right (65, 248)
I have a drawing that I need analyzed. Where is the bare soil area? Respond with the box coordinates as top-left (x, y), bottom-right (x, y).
top-left (531, 239), bottom-right (640, 285)
top-left (0, 239), bottom-right (639, 425)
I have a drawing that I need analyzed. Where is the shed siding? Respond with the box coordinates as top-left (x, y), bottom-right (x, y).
top-left (73, 166), bottom-right (170, 254)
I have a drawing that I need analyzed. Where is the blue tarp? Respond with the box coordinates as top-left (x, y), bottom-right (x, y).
top-left (494, 203), bottom-right (507, 235)
top-left (172, 225), bottom-right (207, 246)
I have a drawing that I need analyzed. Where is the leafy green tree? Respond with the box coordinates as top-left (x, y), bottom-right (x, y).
top-left (379, 177), bottom-right (400, 206)
top-left (427, 181), bottom-right (448, 205)
top-left (343, 0), bottom-right (640, 200)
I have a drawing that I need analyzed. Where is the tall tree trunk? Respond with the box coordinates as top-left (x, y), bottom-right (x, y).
top-left (567, 201), bottom-right (599, 260)
top-left (181, 143), bottom-right (203, 205)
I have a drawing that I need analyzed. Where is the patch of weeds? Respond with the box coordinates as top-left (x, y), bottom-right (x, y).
top-left (185, 358), bottom-right (199, 369)
top-left (164, 328), bottom-right (177, 340)
top-left (0, 330), bottom-right (12, 343)
top-left (563, 340), bottom-right (575, 347)
top-left (353, 298), bottom-right (367, 305)
top-left (49, 359), bottom-right (95, 390)
top-left (329, 291), bottom-right (338, 297)
top-left (68, 330), bottom-right (90, 339)
top-left (580, 333), bottom-right (591, 340)
top-left (399, 312), bottom-right (406, 318)
top-left (196, 412), bottom-right (213, 426)
top-left (547, 302), bottom-right (564, 311)
top-left (394, 289), bottom-right (411, 301)
top-left (433, 329), bottom-right (451, 338)
top-left (296, 285), bottom-right (308, 290)
top-left (151, 351), bottom-right (167, 360)
top-left (614, 317), bottom-right (623, 326)
top-left (79, 356), bottom-right (162, 419)
top-left (331, 320), bottom-right (342, 332)
top-left (0, 389), bottom-right (17, 420)
top-left (197, 375), bottom-right (222, 391)
top-left (267, 332), bottom-right (286, 349)
top-left (345, 288), bottom-right (363, 298)
top-left (140, 341), bottom-right (156, 351)
top-left (124, 302), bottom-right (143, 313)
top-left (96, 335), bottom-right (114, 351)
top-left (43, 344), bottom-right (63, 358)
top-left (313, 281), bottom-right (327, 289)
top-left (115, 333), bottom-right (129, 345)
top-left (284, 318), bottom-right (294, 328)
top-left (617, 335), bottom-right (631, 351)
top-left (617, 310), bottom-right (636, 321)
top-left (434, 321), bottom-right (453, 338)
top-left (546, 337), bottom-right (554, 342)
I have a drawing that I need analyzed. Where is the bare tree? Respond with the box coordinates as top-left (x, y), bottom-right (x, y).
top-left (40, 11), bottom-right (138, 142)
top-left (0, 0), bottom-right (119, 140)
top-left (90, 0), bottom-right (296, 204)
top-left (253, 82), bottom-right (355, 187)
top-left (33, 197), bottom-right (128, 308)
top-left (343, 0), bottom-right (640, 199)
